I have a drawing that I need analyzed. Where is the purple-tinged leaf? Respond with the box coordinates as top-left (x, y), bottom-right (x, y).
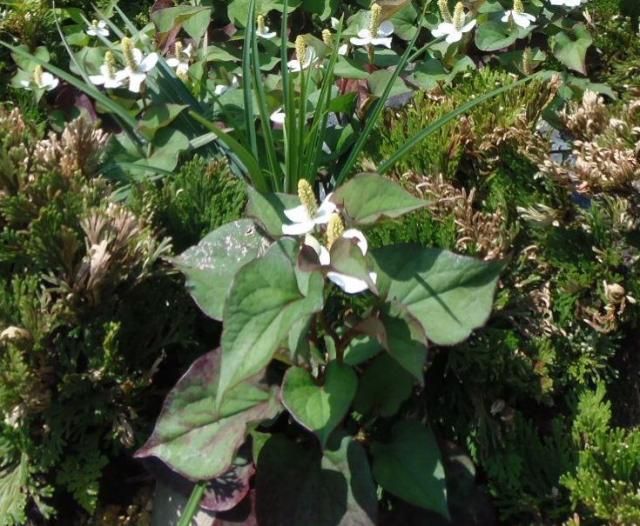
top-left (135, 349), bottom-right (281, 481)
top-left (255, 434), bottom-right (377, 526)
top-left (202, 453), bottom-right (255, 512)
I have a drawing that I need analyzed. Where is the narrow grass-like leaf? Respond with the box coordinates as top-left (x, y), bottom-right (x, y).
top-left (242, 0), bottom-right (258, 160)
top-left (188, 110), bottom-right (268, 191)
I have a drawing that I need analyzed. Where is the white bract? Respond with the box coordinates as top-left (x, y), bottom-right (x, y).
top-left (550, 0), bottom-right (583, 6)
top-left (87, 19), bottom-right (109, 37)
top-left (304, 231), bottom-right (378, 294)
top-left (501, 0), bottom-right (536, 28)
top-left (282, 194), bottom-right (336, 235)
top-left (256, 14), bottom-right (276, 39)
top-left (287, 37), bottom-right (318, 72)
top-left (166, 42), bottom-right (192, 78)
top-left (432, 2), bottom-right (476, 43)
top-left (20, 65), bottom-right (59, 91)
top-left (89, 51), bottom-right (123, 88)
top-left (214, 75), bottom-right (240, 96)
top-left (350, 4), bottom-right (394, 49)
top-left (117, 37), bottom-right (158, 93)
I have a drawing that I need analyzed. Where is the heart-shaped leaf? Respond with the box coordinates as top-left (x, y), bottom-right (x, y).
top-left (550, 24), bottom-right (593, 75)
top-left (281, 361), bottom-right (357, 448)
top-left (174, 219), bottom-right (270, 321)
top-left (217, 239), bottom-right (325, 403)
top-left (255, 434), bottom-right (377, 526)
top-left (135, 349), bottom-right (281, 481)
top-left (332, 173), bottom-right (428, 225)
top-left (372, 421), bottom-right (449, 518)
top-left (372, 245), bottom-right (502, 345)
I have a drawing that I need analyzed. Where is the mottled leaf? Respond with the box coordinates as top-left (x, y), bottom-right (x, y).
top-left (281, 361), bottom-right (358, 448)
top-left (174, 219), bottom-right (270, 321)
top-left (372, 421), bottom-right (449, 519)
top-left (372, 245), bottom-right (502, 345)
top-left (135, 349), bottom-right (281, 481)
top-left (331, 173), bottom-right (428, 225)
top-left (255, 434), bottom-right (377, 526)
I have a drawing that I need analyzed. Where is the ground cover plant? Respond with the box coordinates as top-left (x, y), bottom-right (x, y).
top-left (0, 0), bottom-right (639, 524)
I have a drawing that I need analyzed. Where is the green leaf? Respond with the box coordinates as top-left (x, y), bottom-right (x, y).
top-left (332, 173), bottom-right (427, 225)
top-left (474, 21), bottom-right (522, 52)
top-left (217, 240), bottom-right (325, 403)
top-left (281, 361), bottom-right (358, 448)
top-left (372, 246), bottom-right (502, 345)
top-left (353, 353), bottom-right (414, 417)
top-left (368, 69), bottom-right (411, 98)
top-left (356, 308), bottom-right (428, 382)
top-left (329, 236), bottom-right (377, 293)
top-left (550, 24), bottom-right (593, 75)
top-left (151, 6), bottom-right (212, 41)
top-left (174, 219), bottom-right (270, 321)
top-left (255, 434), bottom-right (377, 526)
top-left (135, 349), bottom-right (281, 481)
top-left (371, 421), bottom-right (449, 518)
top-left (138, 103), bottom-right (188, 139)
top-left (245, 186), bottom-right (301, 237)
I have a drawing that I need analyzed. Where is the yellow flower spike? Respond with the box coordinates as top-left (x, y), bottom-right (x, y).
top-left (369, 3), bottom-right (383, 36)
top-left (452, 2), bottom-right (466, 31)
top-left (33, 65), bottom-right (43, 86)
top-left (91, 19), bottom-right (99, 28)
top-left (522, 47), bottom-right (533, 75)
top-left (104, 50), bottom-right (117, 77)
top-left (438, 0), bottom-right (453, 22)
top-left (257, 14), bottom-right (266, 33)
top-left (295, 35), bottom-right (307, 66)
top-left (121, 37), bottom-right (137, 71)
top-left (322, 28), bottom-right (333, 47)
top-left (513, 0), bottom-right (524, 14)
top-left (174, 40), bottom-right (183, 58)
top-left (297, 179), bottom-right (318, 217)
top-left (326, 213), bottom-right (345, 249)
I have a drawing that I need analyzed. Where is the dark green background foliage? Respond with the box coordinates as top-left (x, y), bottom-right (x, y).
top-left (1, 0), bottom-right (640, 524)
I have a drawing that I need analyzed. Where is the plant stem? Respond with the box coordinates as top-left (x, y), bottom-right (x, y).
top-left (178, 482), bottom-right (206, 526)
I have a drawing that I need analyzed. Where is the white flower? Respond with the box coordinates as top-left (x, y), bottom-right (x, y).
top-left (282, 193), bottom-right (337, 235)
top-left (166, 42), bottom-right (192, 78)
top-left (287, 47), bottom-right (318, 72)
top-left (304, 231), bottom-right (378, 294)
top-left (89, 51), bottom-right (123, 88)
top-left (256, 14), bottom-right (276, 39)
top-left (501, 0), bottom-right (536, 28)
top-left (501, 9), bottom-right (536, 27)
top-left (432, 2), bottom-right (476, 43)
top-left (350, 5), bottom-right (394, 49)
top-left (214, 75), bottom-right (240, 96)
top-left (270, 108), bottom-right (286, 125)
top-left (87, 19), bottom-right (109, 37)
top-left (550, 0), bottom-right (583, 6)
top-left (338, 43), bottom-right (348, 56)
top-left (116, 37), bottom-right (158, 93)
top-left (20, 65), bottom-right (58, 91)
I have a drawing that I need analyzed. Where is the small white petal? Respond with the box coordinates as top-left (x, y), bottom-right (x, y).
top-left (20, 79), bottom-right (31, 88)
top-left (501, 11), bottom-right (512, 23)
top-left (445, 31), bottom-right (463, 43)
top-left (357, 28), bottom-right (372, 39)
top-left (316, 196), bottom-right (337, 217)
top-left (127, 72), bottom-right (146, 93)
top-left (461, 20), bottom-right (477, 32)
top-left (378, 20), bottom-right (394, 37)
top-left (287, 59), bottom-right (302, 72)
top-left (338, 43), bottom-right (348, 55)
top-left (166, 57), bottom-right (180, 67)
top-left (176, 63), bottom-right (189, 76)
top-left (513, 12), bottom-right (532, 27)
top-left (350, 36), bottom-right (371, 46)
top-left (140, 52), bottom-right (158, 72)
top-left (131, 48), bottom-right (143, 66)
top-left (342, 229), bottom-right (368, 255)
top-left (282, 220), bottom-right (316, 236)
top-left (89, 74), bottom-right (105, 85)
top-left (432, 22), bottom-right (454, 38)
top-left (104, 77), bottom-right (123, 89)
top-left (331, 17), bottom-right (340, 30)
top-left (370, 37), bottom-right (392, 48)
top-left (327, 272), bottom-right (369, 294)
top-left (284, 204), bottom-right (311, 223)
top-left (270, 108), bottom-right (286, 124)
